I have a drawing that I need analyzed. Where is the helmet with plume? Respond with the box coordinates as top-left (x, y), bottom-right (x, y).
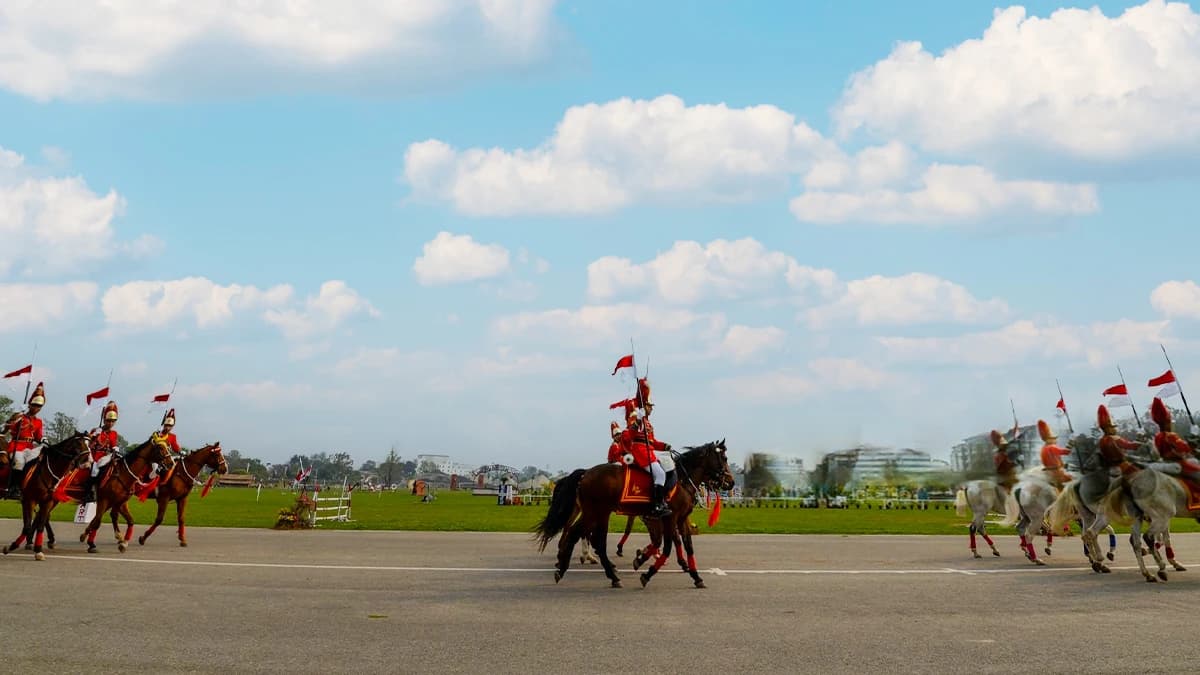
top-left (1150, 397), bottom-right (1172, 432)
top-left (28, 382), bottom-right (45, 407)
top-left (1037, 419), bottom-right (1056, 443)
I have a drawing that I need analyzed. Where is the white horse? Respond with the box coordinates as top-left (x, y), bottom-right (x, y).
top-left (1002, 468), bottom-right (1060, 565)
top-left (1046, 435), bottom-right (1135, 573)
top-left (956, 479), bottom-right (1018, 558)
top-left (1102, 467), bottom-right (1190, 582)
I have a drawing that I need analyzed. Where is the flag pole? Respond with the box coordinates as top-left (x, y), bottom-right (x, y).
top-left (1161, 343), bottom-right (1195, 427)
top-left (1117, 364), bottom-right (1142, 429)
top-left (23, 342), bottom-right (37, 405)
top-left (1056, 379), bottom-right (1074, 434)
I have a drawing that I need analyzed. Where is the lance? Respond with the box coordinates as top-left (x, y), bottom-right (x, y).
top-left (1161, 344), bottom-right (1195, 427)
top-left (1056, 379), bottom-right (1074, 434)
top-left (1117, 364), bottom-right (1142, 430)
top-left (629, 338), bottom-right (654, 450)
top-left (23, 342), bottom-right (37, 405)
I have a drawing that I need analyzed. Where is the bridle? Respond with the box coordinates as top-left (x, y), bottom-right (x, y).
top-left (178, 443), bottom-right (226, 485)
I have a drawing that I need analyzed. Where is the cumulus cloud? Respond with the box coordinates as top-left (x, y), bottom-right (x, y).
top-left (0, 282), bottom-right (97, 331)
top-left (877, 318), bottom-right (1172, 367)
top-left (0, 0), bottom-right (562, 101)
top-left (492, 303), bottom-right (727, 347)
top-left (101, 277), bottom-right (293, 331)
top-left (413, 232), bottom-right (511, 285)
top-left (587, 238), bottom-right (837, 305)
top-left (720, 325), bottom-right (786, 363)
top-left (1150, 280), bottom-right (1200, 319)
top-left (177, 380), bottom-right (315, 407)
top-left (404, 94), bottom-right (836, 215)
top-left (0, 146), bottom-right (154, 276)
top-left (806, 273), bottom-right (1009, 327)
top-left (833, 1), bottom-right (1200, 162)
top-left (715, 357), bottom-right (891, 400)
top-left (263, 280), bottom-right (380, 340)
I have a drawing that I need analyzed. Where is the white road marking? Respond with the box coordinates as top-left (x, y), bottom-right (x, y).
top-left (30, 554), bottom-right (1193, 577)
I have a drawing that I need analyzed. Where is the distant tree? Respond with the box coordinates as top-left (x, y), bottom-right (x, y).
top-left (401, 460), bottom-right (417, 476)
top-left (519, 465), bottom-right (541, 481)
top-left (418, 459), bottom-right (440, 474)
top-left (46, 412), bottom-right (78, 444)
top-left (0, 395), bottom-right (15, 425)
top-left (378, 449), bottom-right (402, 486)
top-left (359, 459), bottom-right (378, 474)
top-left (743, 453), bottom-right (780, 497)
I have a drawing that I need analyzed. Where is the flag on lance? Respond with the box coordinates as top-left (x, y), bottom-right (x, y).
top-left (3, 364), bottom-right (31, 379)
top-left (295, 467), bottom-right (312, 482)
top-left (1055, 397), bottom-right (1067, 414)
top-left (152, 392), bottom-right (171, 403)
top-left (1148, 369), bottom-right (1181, 399)
top-left (1102, 383), bottom-right (1132, 408)
top-left (611, 354), bottom-right (634, 376)
top-left (85, 386), bottom-right (110, 405)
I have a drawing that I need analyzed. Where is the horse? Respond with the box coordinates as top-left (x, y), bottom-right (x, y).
top-left (1000, 468), bottom-right (1060, 565)
top-left (955, 478), bottom-right (1018, 558)
top-left (1046, 435), bottom-right (1129, 573)
top-left (1102, 466), bottom-right (1192, 582)
top-left (1, 433), bottom-right (92, 560)
top-left (106, 442), bottom-right (226, 547)
top-left (76, 435), bottom-right (176, 553)
top-left (533, 440), bottom-right (735, 588)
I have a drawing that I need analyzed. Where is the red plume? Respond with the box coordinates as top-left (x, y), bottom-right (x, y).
top-left (201, 473), bottom-right (217, 498)
top-left (1150, 397), bottom-right (1172, 431)
top-left (707, 492), bottom-right (722, 527)
top-left (136, 475), bottom-right (160, 502)
top-left (52, 470), bottom-right (75, 503)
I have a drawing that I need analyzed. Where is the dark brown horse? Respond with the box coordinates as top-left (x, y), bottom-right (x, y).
top-left (106, 442), bottom-right (227, 547)
top-left (1, 433), bottom-right (92, 560)
top-left (534, 440), bottom-right (735, 588)
top-left (76, 435), bottom-right (175, 553)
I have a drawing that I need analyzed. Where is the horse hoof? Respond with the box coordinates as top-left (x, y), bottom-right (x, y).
top-left (972, 551), bottom-right (982, 559)
top-left (991, 549), bottom-right (1001, 557)
top-left (138, 536), bottom-right (146, 546)
top-left (616, 549), bottom-right (623, 558)
top-left (611, 580), bottom-right (622, 588)
top-left (1107, 552), bottom-right (1115, 561)
top-left (639, 573), bottom-right (650, 588)
top-left (46, 542), bottom-right (55, 550)
top-left (1034, 558), bottom-right (1046, 566)
top-left (34, 552), bottom-right (44, 561)
top-left (1044, 548), bottom-right (1052, 557)
top-left (1091, 562), bottom-right (1102, 573)
top-left (1172, 563), bottom-right (1187, 572)
top-left (1, 546), bottom-right (7, 555)
top-left (1100, 565), bottom-right (1111, 574)
top-left (553, 570), bottom-right (563, 584)
top-left (1158, 571), bottom-right (1169, 582)
top-left (179, 541), bottom-right (188, 548)
top-left (118, 542), bottom-right (127, 553)
top-left (694, 580), bottom-right (706, 589)
top-left (78, 534), bottom-right (86, 543)
top-left (24, 543), bottom-right (32, 551)
top-left (1146, 575), bottom-right (1158, 583)
top-left (87, 545), bottom-right (97, 554)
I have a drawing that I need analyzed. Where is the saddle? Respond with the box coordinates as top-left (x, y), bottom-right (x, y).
top-left (617, 467), bottom-right (678, 514)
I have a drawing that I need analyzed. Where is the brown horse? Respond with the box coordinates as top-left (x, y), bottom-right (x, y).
top-left (106, 442), bottom-right (227, 547)
top-left (1, 433), bottom-right (92, 560)
top-left (75, 435), bottom-right (175, 553)
top-left (534, 440), bottom-right (735, 589)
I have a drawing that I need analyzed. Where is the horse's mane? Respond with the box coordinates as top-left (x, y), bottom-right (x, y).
top-left (675, 441), bottom-right (723, 468)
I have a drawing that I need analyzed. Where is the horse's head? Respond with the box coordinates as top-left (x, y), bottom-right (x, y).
top-left (48, 432), bottom-right (93, 469)
top-left (203, 442), bottom-right (229, 475)
top-left (146, 433), bottom-right (177, 471)
top-left (685, 438), bottom-right (736, 491)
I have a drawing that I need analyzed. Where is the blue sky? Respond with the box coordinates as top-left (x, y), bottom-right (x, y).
top-left (0, 0), bottom-right (1197, 471)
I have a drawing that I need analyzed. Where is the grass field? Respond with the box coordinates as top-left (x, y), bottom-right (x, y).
top-left (3, 487), bottom-right (1200, 536)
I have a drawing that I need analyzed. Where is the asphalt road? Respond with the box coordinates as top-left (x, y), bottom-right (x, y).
top-left (1, 518), bottom-right (1194, 674)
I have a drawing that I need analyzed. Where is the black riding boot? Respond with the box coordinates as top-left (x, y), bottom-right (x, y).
top-left (84, 474), bottom-right (98, 503)
top-left (648, 484), bottom-right (672, 518)
top-left (7, 468), bottom-right (22, 500)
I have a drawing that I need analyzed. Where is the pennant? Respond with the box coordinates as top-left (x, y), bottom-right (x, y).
top-left (707, 492), bottom-right (722, 527)
top-left (1055, 398), bottom-right (1067, 414)
top-left (1106, 395), bottom-right (1133, 408)
top-left (1156, 381), bottom-right (1182, 400)
top-left (611, 354), bottom-right (634, 375)
top-left (294, 467), bottom-right (312, 482)
top-left (608, 398), bottom-right (635, 410)
top-left (3, 364), bottom-right (32, 379)
top-left (1102, 384), bottom-right (1128, 396)
top-left (1148, 370), bottom-right (1176, 387)
top-left (152, 393), bottom-right (171, 403)
top-left (85, 386), bottom-right (110, 405)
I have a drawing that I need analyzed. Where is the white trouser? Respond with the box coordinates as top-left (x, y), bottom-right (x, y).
top-left (90, 453), bottom-right (113, 477)
top-left (649, 461), bottom-right (666, 487)
top-left (12, 446), bottom-right (41, 470)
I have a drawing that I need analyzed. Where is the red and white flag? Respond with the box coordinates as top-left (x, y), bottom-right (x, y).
top-left (3, 364), bottom-right (32, 379)
top-left (611, 354), bottom-right (634, 375)
top-left (1102, 383), bottom-right (1132, 408)
top-left (1148, 369), bottom-right (1181, 399)
top-left (1055, 398), bottom-right (1067, 415)
top-left (151, 393), bottom-right (171, 403)
top-left (85, 386), bottom-right (110, 405)
top-left (294, 467), bottom-right (312, 482)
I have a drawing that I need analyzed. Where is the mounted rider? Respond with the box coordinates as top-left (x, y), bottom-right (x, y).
top-left (991, 430), bottom-right (1018, 490)
top-left (4, 382), bottom-right (46, 500)
top-left (609, 378), bottom-right (672, 518)
top-left (85, 401), bottom-right (121, 503)
top-left (155, 408), bottom-right (183, 468)
top-left (1037, 419), bottom-right (1072, 488)
top-left (1096, 404), bottom-right (1142, 476)
top-left (1149, 397), bottom-right (1200, 483)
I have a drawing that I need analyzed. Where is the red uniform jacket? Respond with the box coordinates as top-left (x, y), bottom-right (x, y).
top-left (5, 414), bottom-right (43, 453)
top-left (1098, 434), bottom-right (1141, 471)
top-left (619, 426), bottom-right (665, 469)
top-left (1155, 431), bottom-right (1200, 472)
top-left (1040, 443), bottom-right (1070, 469)
top-left (161, 432), bottom-right (181, 454)
top-left (91, 429), bottom-right (119, 460)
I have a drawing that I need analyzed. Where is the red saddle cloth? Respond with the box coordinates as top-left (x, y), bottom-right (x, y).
top-left (617, 467), bottom-right (677, 514)
top-left (52, 465), bottom-right (115, 503)
top-left (1176, 476), bottom-right (1200, 513)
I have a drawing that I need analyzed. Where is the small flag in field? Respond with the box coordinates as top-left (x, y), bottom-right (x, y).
top-left (3, 364), bottom-right (32, 379)
top-left (85, 386), bottom-right (110, 405)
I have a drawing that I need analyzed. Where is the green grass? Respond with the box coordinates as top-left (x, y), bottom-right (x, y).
top-left (3, 488), bottom-right (1200, 535)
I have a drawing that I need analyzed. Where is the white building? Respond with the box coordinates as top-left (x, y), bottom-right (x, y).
top-left (415, 454), bottom-right (478, 476)
top-left (841, 447), bottom-right (951, 483)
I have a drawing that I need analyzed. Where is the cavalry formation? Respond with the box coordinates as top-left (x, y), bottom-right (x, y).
top-left (959, 397), bottom-right (1200, 582)
top-left (0, 381), bottom-right (227, 560)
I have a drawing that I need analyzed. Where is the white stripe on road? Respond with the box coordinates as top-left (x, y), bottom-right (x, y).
top-left (24, 554), bottom-right (1191, 577)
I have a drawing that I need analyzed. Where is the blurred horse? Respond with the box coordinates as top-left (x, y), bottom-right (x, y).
top-left (1102, 467), bottom-right (1191, 582)
top-left (956, 478), bottom-right (1018, 558)
top-left (1046, 435), bottom-right (1129, 573)
top-left (1, 433), bottom-right (91, 560)
top-left (1000, 468), bottom-right (1060, 565)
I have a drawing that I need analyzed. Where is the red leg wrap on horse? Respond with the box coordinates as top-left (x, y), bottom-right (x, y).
top-left (124, 526), bottom-right (134, 542)
top-left (687, 554), bottom-right (697, 571)
top-left (1167, 546), bottom-right (1176, 559)
top-left (1047, 533), bottom-right (1053, 545)
top-left (35, 532), bottom-right (44, 547)
top-left (982, 534), bottom-right (994, 546)
top-left (969, 532), bottom-right (976, 549)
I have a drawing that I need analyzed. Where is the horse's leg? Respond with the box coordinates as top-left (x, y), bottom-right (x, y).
top-left (1104, 524), bottom-right (1117, 561)
top-left (633, 519), bottom-right (661, 571)
top-left (31, 500), bottom-right (51, 561)
top-left (118, 502), bottom-right (134, 553)
top-left (616, 515), bottom-right (635, 557)
top-left (176, 496), bottom-right (188, 546)
top-left (140, 497), bottom-right (168, 545)
top-left (110, 506), bottom-right (122, 542)
top-left (4, 499), bottom-right (32, 554)
top-left (1162, 530), bottom-right (1187, 572)
top-left (553, 516), bottom-right (587, 583)
top-left (639, 520), bottom-right (675, 588)
top-left (589, 519), bottom-right (621, 588)
top-left (678, 520), bottom-right (705, 588)
top-left (84, 497), bottom-right (109, 553)
top-left (1128, 516), bottom-right (1156, 582)
top-left (44, 518), bottom-right (54, 550)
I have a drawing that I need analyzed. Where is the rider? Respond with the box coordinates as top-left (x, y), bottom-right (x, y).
top-left (633, 377), bottom-right (672, 517)
top-left (1037, 419), bottom-right (1072, 488)
top-left (4, 382), bottom-right (45, 500)
top-left (1096, 404), bottom-right (1142, 476)
top-left (1149, 397), bottom-right (1200, 482)
top-left (149, 408), bottom-right (182, 478)
top-left (991, 430), bottom-right (1018, 490)
top-left (85, 401), bottom-right (121, 503)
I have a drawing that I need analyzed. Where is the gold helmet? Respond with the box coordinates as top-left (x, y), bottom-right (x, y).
top-left (989, 430), bottom-right (1007, 449)
top-left (28, 382), bottom-right (45, 407)
top-left (102, 400), bottom-right (119, 422)
top-left (162, 408), bottom-right (176, 427)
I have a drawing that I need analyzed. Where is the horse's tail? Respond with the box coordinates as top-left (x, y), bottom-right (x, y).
top-left (954, 486), bottom-right (968, 517)
top-left (533, 469), bottom-right (585, 552)
top-left (1102, 480), bottom-right (1134, 527)
top-left (1046, 481), bottom-right (1080, 532)
top-left (999, 486), bottom-right (1021, 528)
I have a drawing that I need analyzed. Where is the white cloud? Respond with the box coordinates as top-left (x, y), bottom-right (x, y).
top-left (413, 232), bottom-right (511, 285)
top-left (0, 0), bottom-right (562, 101)
top-left (715, 357), bottom-right (891, 400)
top-left (791, 163), bottom-right (1098, 225)
top-left (404, 94), bottom-right (836, 215)
top-left (878, 318), bottom-right (1172, 367)
top-left (833, 1), bottom-right (1200, 162)
top-left (1150, 280), bottom-right (1200, 319)
top-left (807, 273), bottom-right (1010, 327)
top-left (117, 361), bottom-right (148, 377)
top-left (0, 146), bottom-right (151, 276)
top-left (492, 303), bottom-right (727, 348)
top-left (102, 277), bottom-right (292, 331)
top-left (720, 325), bottom-right (785, 363)
top-left (178, 380), bottom-right (315, 407)
top-left (0, 282), bottom-right (97, 331)
top-left (262, 280), bottom-right (379, 340)
top-left (587, 238), bottom-right (837, 305)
